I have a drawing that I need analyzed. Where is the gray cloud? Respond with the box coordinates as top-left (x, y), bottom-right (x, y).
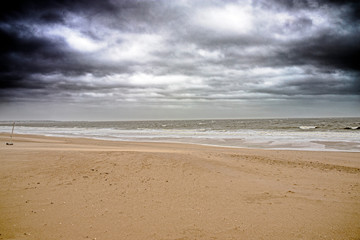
top-left (0, 0), bottom-right (359, 119)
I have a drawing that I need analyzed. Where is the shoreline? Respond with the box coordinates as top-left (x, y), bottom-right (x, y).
top-left (1, 133), bottom-right (359, 239)
top-left (1, 133), bottom-right (360, 169)
top-left (1, 132), bottom-right (360, 153)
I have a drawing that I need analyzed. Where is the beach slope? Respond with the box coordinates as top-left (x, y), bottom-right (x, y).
top-left (0, 134), bottom-right (359, 240)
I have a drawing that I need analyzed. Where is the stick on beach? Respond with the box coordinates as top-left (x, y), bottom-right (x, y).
top-left (5, 122), bottom-right (15, 146)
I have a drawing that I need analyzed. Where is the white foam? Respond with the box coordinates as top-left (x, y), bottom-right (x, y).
top-left (299, 126), bottom-right (317, 130)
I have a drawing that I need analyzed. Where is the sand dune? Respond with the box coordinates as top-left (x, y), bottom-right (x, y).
top-left (0, 134), bottom-right (359, 240)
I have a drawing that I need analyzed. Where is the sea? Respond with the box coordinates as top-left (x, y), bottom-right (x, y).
top-left (1, 118), bottom-right (360, 152)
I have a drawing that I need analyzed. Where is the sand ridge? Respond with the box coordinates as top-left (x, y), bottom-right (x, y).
top-left (0, 134), bottom-right (359, 240)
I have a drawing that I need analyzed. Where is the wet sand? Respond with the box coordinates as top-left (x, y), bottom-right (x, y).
top-left (0, 134), bottom-right (359, 240)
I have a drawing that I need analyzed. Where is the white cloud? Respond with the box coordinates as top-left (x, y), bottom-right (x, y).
top-left (194, 3), bottom-right (254, 35)
top-left (46, 26), bottom-right (105, 52)
top-left (197, 48), bottom-right (223, 59)
top-left (99, 33), bottom-right (165, 62)
top-left (129, 73), bottom-right (204, 88)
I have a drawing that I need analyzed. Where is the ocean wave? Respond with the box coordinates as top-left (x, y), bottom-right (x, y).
top-left (344, 127), bottom-right (360, 130)
top-left (1, 119), bottom-right (360, 151)
top-left (299, 126), bottom-right (318, 130)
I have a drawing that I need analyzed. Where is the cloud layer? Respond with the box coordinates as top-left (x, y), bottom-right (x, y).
top-left (0, 0), bottom-right (359, 119)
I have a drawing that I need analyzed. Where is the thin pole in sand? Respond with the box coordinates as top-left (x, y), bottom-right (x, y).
top-left (6, 122), bottom-right (15, 145)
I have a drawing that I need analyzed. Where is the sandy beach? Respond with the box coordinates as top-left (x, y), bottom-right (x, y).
top-left (0, 134), bottom-right (359, 240)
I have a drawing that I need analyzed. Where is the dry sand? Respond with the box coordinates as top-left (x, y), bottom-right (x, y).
top-left (0, 133), bottom-right (359, 240)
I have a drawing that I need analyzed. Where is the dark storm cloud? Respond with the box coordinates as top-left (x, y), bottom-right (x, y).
top-left (0, 0), bottom-right (118, 21)
top-left (253, 75), bottom-right (359, 96)
top-left (256, 0), bottom-right (360, 13)
top-left (0, 24), bottom-right (67, 93)
top-left (0, 0), bottom-right (359, 112)
top-left (284, 32), bottom-right (360, 71)
top-left (39, 12), bottom-right (65, 24)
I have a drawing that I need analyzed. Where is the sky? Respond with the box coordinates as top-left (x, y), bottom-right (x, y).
top-left (0, 0), bottom-right (359, 120)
